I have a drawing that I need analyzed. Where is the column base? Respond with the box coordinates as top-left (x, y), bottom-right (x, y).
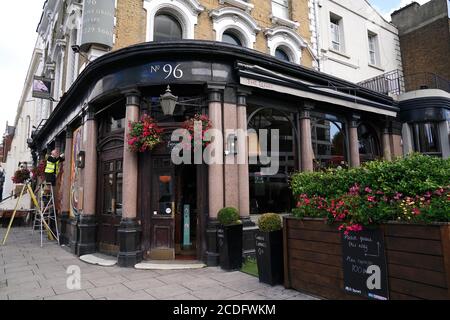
top-left (77, 214), bottom-right (97, 256)
top-left (68, 215), bottom-right (79, 255)
top-left (59, 212), bottom-right (69, 246)
top-left (205, 219), bottom-right (220, 267)
top-left (117, 218), bottom-right (143, 268)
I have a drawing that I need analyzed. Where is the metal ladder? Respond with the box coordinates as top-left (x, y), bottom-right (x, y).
top-left (32, 182), bottom-right (60, 247)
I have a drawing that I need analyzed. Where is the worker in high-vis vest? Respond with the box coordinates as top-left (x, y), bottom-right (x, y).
top-left (45, 149), bottom-right (64, 186)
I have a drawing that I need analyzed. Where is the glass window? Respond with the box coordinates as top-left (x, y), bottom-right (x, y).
top-left (102, 160), bottom-right (123, 216)
top-left (330, 14), bottom-right (343, 52)
top-left (272, 0), bottom-right (290, 20)
top-left (358, 123), bottom-right (381, 162)
top-left (248, 108), bottom-right (297, 214)
top-left (222, 31), bottom-right (242, 46)
top-left (154, 14), bottom-right (183, 42)
top-left (412, 122), bottom-right (442, 156)
top-left (311, 113), bottom-right (346, 170)
top-left (275, 48), bottom-right (290, 62)
top-left (368, 32), bottom-right (379, 65)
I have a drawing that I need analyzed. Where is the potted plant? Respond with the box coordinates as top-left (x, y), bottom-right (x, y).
top-left (217, 207), bottom-right (243, 271)
top-left (255, 213), bottom-right (284, 285)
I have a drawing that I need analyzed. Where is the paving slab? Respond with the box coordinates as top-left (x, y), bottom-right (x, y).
top-left (145, 284), bottom-right (191, 299)
top-left (1, 227), bottom-right (316, 301)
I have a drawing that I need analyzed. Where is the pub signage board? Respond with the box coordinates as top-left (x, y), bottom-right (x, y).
top-left (81, 0), bottom-right (115, 50)
top-left (341, 228), bottom-right (389, 300)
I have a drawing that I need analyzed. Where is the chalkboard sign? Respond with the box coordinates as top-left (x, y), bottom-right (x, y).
top-left (341, 228), bottom-right (389, 300)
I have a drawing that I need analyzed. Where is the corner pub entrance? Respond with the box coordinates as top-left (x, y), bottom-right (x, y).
top-left (30, 41), bottom-right (400, 267)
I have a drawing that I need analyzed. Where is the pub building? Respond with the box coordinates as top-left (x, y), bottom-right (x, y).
top-left (30, 41), bottom-right (400, 267)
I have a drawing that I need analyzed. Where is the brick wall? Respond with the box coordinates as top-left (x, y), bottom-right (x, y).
top-left (399, 18), bottom-right (450, 80)
top-left (112, 0), bottom-right (314, 68)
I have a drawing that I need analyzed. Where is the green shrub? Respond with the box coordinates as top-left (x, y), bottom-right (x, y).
top-left (290, 154), bottom-right (450, 231)
top-left (258, 213), bottom-right (282, 232)
top-left (218, 207), bottom-right (240, 226)
top-left (291, 154), bottom-right (450, 198)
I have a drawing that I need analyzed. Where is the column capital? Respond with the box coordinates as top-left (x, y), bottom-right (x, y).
top-left (382, 119), bottom-right (392, 134)
top-left (390, 120), bottom-right (403, 135)
top-left (122, 88), bottom-right (141, 106)
top-left (65, 126), bottom-right (74, 139)
top-left (300, 101), bottom-right (314, 119)
top-left (207, 88), bottom-right (222, 103)
top-left (349, 114), bottom-right (361, 128)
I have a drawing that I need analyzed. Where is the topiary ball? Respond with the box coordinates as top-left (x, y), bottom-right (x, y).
top-left (218, 207), bottom-right (240, 226)
top-left (258, 213), bottom-right (282, 232)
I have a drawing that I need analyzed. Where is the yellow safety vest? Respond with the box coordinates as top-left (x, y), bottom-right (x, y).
top-left (45, 159), bottom-right (60, 174)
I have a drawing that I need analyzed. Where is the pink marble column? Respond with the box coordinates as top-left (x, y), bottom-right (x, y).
top-left (61, 128), bottom-right (73, 215)
top-left (237, 92), bottom-right (250, 218)
top-left (390, 121), bottom-right (403, 159)
top-left (382, 122), bottom-right (392, 161)
top-left (122, 90), bottom-right (140, 219)
top-left (349, 115), bottom-right (361, 168)
top-left (82, 108), bottom-right (97, 216)
top-left (208, 89), bottom-right (224, 219)
top-left (300, 105), bottom-right (314, 172)
top-left (223, 101), bottom-right (239, 209)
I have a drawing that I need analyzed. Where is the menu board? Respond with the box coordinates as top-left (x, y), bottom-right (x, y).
top-left (341, 228), bottom-right (389, 300)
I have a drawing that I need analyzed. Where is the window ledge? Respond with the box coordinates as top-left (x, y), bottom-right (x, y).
top-left (219, 0), bottom-right (254, 13)
top-left (328, 48), bottom-right (351, 59)
top-left (270, 15), bottom-right (299, 29)
top-left (368, 63), bottom-right (385, 72)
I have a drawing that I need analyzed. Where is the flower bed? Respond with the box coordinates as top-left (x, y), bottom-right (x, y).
top-left (291, 154), bottom-right (449, 231)
top-left (285, 154), bottom-right (450, 300)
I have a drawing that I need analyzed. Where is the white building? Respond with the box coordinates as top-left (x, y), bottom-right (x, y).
top-left (311, 0), bottom-right (403, 83)
top-left (3, 0), bottom-right (84, 198)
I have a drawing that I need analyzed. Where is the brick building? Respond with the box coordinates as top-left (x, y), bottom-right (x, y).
top-left (392, 0), bottom-right (450, 82)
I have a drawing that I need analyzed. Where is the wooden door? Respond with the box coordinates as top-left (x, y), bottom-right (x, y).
top-left (97, 148), bottom-right (124, 255)
top-left (149, 156), bottom-right (175, 260)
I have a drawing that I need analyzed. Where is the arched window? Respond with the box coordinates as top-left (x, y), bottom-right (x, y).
top-left (210, 7), bottom-right (261, 49)
top-left (275, 47), bottom-right (290, 61)
top-left (222, 30), bottom-right (243, 46)
top-left (154, 13), bottom-right (183, 41)
top-left (358, 123), bottom-right (381, 162)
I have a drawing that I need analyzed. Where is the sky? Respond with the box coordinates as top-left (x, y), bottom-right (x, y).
top-left (0, 0), bottom-right (435, 139)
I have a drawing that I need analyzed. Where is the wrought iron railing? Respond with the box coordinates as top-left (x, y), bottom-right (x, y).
top-left (358, 70), bottom-right (450, 96)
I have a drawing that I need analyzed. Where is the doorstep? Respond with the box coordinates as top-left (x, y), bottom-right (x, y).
top-left (80, 253), bottom-right (118, 267)
top-left (135, 260), bottom-right (206, 270)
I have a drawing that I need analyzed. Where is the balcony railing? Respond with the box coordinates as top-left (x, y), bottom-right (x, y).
top-left (358, 70), bottom-right (450, 96)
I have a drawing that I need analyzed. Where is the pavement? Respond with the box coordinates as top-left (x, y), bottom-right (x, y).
top-left (0, 227), bottom-right (317, 300)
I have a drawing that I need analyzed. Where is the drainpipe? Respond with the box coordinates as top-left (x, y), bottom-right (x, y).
top-left (313, 0), bottom-right (322, 71)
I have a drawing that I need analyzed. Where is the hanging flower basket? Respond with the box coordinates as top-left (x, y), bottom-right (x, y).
top-left (127, 114), bottom-right (164, 152)
top-left (182, 114), bottom-right (212, 152)
top-left (31, 160), bottom-right (46, 182)
top-left (12, 168), bottom-right (31, 184)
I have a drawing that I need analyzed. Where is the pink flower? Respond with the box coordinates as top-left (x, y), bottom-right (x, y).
top-left (365, 187), bottom-right (373, 193)
top-left (412, 208), bottom-right (421, 216)
top-left (367, 196), bottom-right (376, 203)
top-left (394, 192), bottom-right (403, 200)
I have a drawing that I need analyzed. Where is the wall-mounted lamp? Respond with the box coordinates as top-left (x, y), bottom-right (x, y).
top-left (225, 134), bottom-right (238, 156)
top-left (160, 85), bottom-right (178, 116)
top-left (76, 151), bottom-right (86, 168)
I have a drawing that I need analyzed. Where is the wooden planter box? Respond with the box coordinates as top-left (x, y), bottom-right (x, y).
top-left (283, 217), bottom-right (450, 300)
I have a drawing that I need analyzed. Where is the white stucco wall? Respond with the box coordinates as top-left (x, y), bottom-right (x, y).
top-left (315, 0), bottom-right (403, 83)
